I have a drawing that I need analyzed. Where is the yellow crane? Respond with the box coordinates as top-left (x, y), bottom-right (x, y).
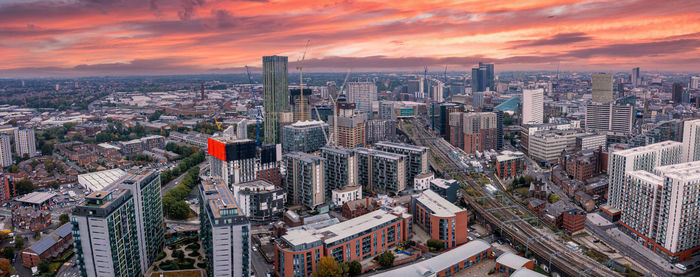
top-left (213, 116), bottom-right (223, 131)
top-left (296, 40), bottom-right (310, 121)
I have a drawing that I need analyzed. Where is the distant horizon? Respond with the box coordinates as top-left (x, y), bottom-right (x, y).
top-left (1, 67), bottom-right (699, 80)
top-left (1, 0), bottom-right (699, 78)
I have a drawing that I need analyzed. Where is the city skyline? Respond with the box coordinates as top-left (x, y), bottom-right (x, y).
top-left (1, 0), bottom-right (699, 78)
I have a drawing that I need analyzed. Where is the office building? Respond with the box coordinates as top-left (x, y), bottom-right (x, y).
top-left (629, 120), bottom-right (683, 147)
top-left (275, 208), bottom-right (413, 277)
top-left (329, 101), bottom-right (366, 149)
top-left (378, 101), bottom-right (395, 120)
top-left (606, 141), bottom-right (682, 215)
top-left (584, 103), bottom-right (634, 134)
top-left (619, 161), bottom-right (700, 262)
top-left (672, 82), bottom-right (684, 104)
top-left (494, 109), bottom-right (504, 150)
top-left (263, 56), bottom-right (289, 144)
top-left (283, 152), bottom-right (325, 209)
top-left (374, 142), bottom-right (428, 187)
top-left (439, 103), bottom-right (465, 141)
top-left (14, 128), bottom-right (37, 157)
top-left (576, 133), bottom-right (607, 151)
top-left (365, 119), bottom-right (396, 145)
top-left (462, 112), bottom-right (498, 153)
top-left (691, 76), bottom-right (700, 89)
top-left (72, 170), bottom-right (164, 277)
top-left (683, 119), bottom-right (700, 162)
top-left (290, 88), bottom-right (312, 122)
top-left (355, 148), bottom-right (407, 194)
top-left (494, 151), bottom-right (526, 179)
top-left (281, 120), bottom-right (329, 153)
top-left (527, 129), bottom-right (595, 164)
top-left (0, 135), bottom-right (12, 167)
top-left (199, 179), bottom-right (251, 277)
top-left (522, 89), bottom-right (544, 124)
top-left (231, 179), bottom-right (285, 221)
top-left (631, 67), bottom-right (640, 88)
top-left (472, 91), bottom-right (484, 108)
top-left (320, 146), bottom-right (357, 201)
top-left (373, 240), bottom-right (491, 277)
top-left (471, 62), bottom-right (494, 92)
top-left (208, 137), bottom-right (257, 186)
top-left (592, 73), bottom-right (613, 103)
top-left (412, 190), bottom-right (468, 249)
top-left (347, 81), bottom-right (377, 115)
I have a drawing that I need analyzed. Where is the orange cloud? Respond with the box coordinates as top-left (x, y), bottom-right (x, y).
top-left (0, 0), bottom-right (699, 77)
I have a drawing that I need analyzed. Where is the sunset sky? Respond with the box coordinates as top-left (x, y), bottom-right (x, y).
top-left (1, 0), bottom-right (699, 77)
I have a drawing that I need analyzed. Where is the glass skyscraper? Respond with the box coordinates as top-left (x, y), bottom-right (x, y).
top-left (263, 55), bottom-right (289, 144)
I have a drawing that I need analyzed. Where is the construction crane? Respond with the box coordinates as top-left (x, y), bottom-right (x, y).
top-left (245, 65), bottom-right (263, 146)
top-left (214, 116), bottom-right (223, 131)
top-left (296, 40), bottom-right (310, 121)
top-left (330, 71), bottom-right (351, 146)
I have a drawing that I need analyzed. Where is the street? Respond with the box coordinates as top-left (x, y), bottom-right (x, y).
top-left (251, 246), bottom-right (272, 277)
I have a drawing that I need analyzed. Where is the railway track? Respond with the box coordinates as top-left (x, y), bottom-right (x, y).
top-left (401, 119), bottom-right (619, 277)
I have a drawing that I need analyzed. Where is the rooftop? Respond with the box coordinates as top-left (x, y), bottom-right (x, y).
top-left (413, 190), bottom-right (464, 217)
top-left (285, 151), bottom-right (325, 163)
top-left (201, 180), bottom-right (241, 218)
top-left (333, 185), bottom-right (361, 193)
top-left (318, 209), bottom-right (401, 244)
top-left (613, 140), bottom-right (682, 157)
top-left (429, 178), bottom-right (456, 189)
top-left (289, 120), bottom-right (328, 127)
top-left (282, 228), bottom-right (322, 246)
top-left (372, 239), bottom-right (491, 277)
top-left (496, 252), bottom-right (532, 269)
top-left (25, 223), bottom-right (73, 255)
top-left (78, 168), bottom-right (127, 192)
top-left (496, 151), bottom-right (524, 163)
top-left (655, 160), bottom-right (700, 180)
top-left (16, 192), bottom-right (56, 205)
top-left (627, 170), bottom-right (663, 186)
top-left (511, 268), bottom-right (547, 277)
top-left (355, 147), bottom-right (406, 161)
top-left (375, 141), bottom-right (427, 152)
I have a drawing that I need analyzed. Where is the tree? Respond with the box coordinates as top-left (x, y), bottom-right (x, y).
top-left (347, 260), bottom-right (362, 276)
top-left (427, 239), bottom-right (444, 251)
top-left (14, 236), bottom-right (24, 250)
top-left (41, 143), bottom-right (54, 155)
top-left (377, 251), bottom-right (395, 268)
top-left (548, 194), bottom-right (561, 203)
top-left (59, 213), bottom-right (70, 225)
top-left (313, 256), bottom-right (347, 277)
top-left (15, 179), bottom-right (35, 195)
top-left (37, 259), bottom-right (50, 274)
top-left (1, 247), bottom-right (13, 259)
top-left (6, 164), bottom-right (18, 173)
top-left (0, 258), bottom-right (10, 273)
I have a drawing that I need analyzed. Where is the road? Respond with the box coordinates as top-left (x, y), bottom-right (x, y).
top-left (252, 246), bottom-right (272, 277)
top-left (55, 256), bottom-right (79, 277)
top-left (161, 161), bottom-right (208, 194)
